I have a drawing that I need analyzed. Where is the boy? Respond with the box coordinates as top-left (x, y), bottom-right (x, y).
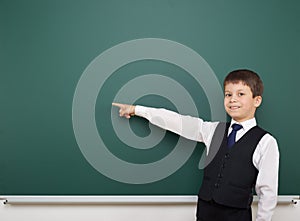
top-left (112, 69), bottom-right (279, 221)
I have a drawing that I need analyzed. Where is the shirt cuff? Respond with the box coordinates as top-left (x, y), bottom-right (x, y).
top-left (134, 105), bottom-right (147, 118)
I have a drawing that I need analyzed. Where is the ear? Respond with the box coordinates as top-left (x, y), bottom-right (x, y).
top-left (254, 96), bottom-right (262, 108)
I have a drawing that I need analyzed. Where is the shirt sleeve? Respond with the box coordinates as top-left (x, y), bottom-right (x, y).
top-left (254, 134), bottom-right (280, 221)
top-left (135, 105), bottom-right (218, 146)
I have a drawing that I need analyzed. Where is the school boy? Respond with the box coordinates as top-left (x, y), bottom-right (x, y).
top-left (112, 69), bottom-right (279, 221)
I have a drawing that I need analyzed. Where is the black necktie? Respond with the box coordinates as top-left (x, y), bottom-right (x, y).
top-left (227, 124), bottom-right (243, 148)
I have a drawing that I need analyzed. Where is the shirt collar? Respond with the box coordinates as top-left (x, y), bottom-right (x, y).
top-left (230, 118), bottom-right (257, 132)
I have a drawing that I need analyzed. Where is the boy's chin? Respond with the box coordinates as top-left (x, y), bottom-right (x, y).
top-left (227, 113), bottom-right (242, 121)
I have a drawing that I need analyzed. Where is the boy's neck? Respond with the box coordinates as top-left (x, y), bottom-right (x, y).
top-left (231, 117), bottom-right (256, 124)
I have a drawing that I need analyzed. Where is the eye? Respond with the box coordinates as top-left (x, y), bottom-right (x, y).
top-left (225, 93), bottom-right (232, 97)
top-left (238, 93), bottom-right (245, 96)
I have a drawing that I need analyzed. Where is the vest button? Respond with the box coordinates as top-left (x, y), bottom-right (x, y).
top-left (218, 173), bottom-right (223, 178)
top-left (225, 153), bottom-right (230, 159)
top-left (214, 183), bottom-right (219, 188)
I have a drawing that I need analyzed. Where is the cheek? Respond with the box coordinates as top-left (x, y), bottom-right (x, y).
top-left (224, 99), bottom-right (228, 107)
top-left (246, 101), bottom-right (256, 110)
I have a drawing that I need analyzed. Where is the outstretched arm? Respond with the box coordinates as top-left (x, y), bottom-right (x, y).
top-left (112, 103), bottom-right (218, 145)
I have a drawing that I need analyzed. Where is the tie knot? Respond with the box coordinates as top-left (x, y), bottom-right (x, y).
top-left (231, 123), bottom-right (243, 131)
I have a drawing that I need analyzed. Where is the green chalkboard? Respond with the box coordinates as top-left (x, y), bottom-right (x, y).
top-left (1, 0), bottom-right (299, 195)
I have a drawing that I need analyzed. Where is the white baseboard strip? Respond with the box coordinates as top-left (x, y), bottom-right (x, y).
top-left (0, 195), bottom-right (299, 205)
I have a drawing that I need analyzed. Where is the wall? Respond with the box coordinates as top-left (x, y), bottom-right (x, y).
top-left (1, 200), bottom-right (299, 221)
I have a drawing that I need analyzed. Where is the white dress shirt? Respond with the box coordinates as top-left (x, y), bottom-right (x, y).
top-left (135, 105), bottom-right (279, 221)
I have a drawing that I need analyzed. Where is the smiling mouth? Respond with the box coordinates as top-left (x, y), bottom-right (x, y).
top-left (229, 106), bottom-right (240, 110)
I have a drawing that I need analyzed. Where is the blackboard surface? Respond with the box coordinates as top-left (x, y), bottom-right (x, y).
top-left (1, 0), bottom-right (299, 195)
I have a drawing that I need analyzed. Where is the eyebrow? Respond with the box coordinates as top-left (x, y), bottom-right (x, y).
top-left (224, 89), bottom-right (246, 94)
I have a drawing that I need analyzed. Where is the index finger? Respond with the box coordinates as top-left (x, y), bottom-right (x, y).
top-left (112, 102), bottom-right (123, 108)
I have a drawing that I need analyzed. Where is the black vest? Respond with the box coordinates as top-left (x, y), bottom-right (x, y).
top-left (198, 122), bottom-right (267, 209)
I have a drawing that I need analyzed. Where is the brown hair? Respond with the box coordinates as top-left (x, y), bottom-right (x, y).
top-left (223, 69), bottom-right (264, 97)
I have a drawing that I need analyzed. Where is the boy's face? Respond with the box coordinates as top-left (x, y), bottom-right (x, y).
top-left (224, 81), bottom-right (262, 122)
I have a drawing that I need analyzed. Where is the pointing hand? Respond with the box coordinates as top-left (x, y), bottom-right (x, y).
top-left (112, 103), bottom-right (135, 119)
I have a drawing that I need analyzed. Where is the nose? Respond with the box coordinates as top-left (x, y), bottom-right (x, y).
top-left (230, 94), bottom-right (237, 102)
